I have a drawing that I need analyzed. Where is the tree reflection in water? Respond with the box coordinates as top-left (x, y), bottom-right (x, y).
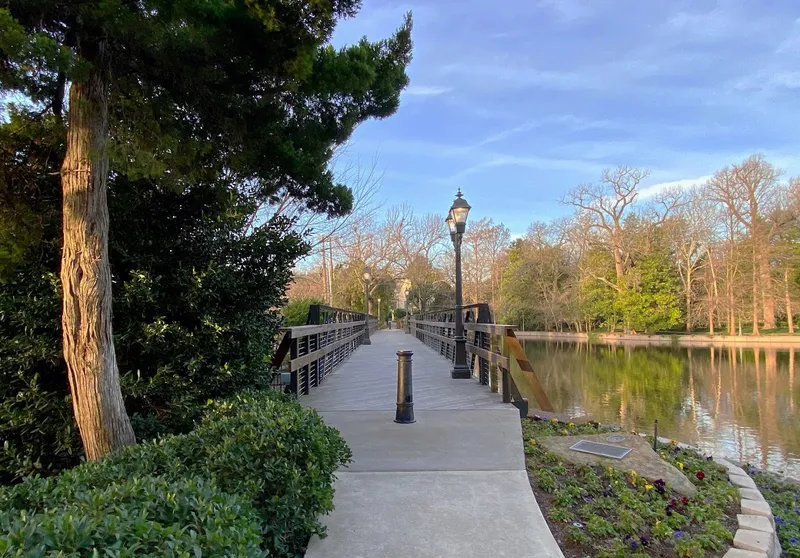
top-left (524, 340), bottom-right (800, 478)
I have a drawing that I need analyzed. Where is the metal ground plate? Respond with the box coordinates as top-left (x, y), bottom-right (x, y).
top-left (569, 440), bottom-right (632, 460)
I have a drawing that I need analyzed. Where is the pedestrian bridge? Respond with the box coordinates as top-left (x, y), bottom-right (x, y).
top-left (273, 305), bottom-right (562, 558)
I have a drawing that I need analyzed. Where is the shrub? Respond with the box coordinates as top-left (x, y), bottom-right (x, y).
top-left (282, 297), bottom-right (325, 326)
top-left (0, 390), bottom-right (352, 557)
top-left (0, 176), bottom-right (309, 482)
top-left (0, 476), bottom-right (265, 557)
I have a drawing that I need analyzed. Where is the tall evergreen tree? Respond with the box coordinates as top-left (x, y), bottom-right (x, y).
top-left (1, 0), bottom-right (412, 460)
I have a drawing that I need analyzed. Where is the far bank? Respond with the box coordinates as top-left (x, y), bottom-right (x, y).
top-left (515, 330), bottom-right (800, 349)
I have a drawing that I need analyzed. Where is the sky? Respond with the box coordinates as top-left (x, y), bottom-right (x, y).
top-left (331, 0), bottom-right (800, 236)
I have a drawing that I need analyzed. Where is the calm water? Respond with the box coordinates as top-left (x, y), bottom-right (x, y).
top-left (523, 340), bottom-right (800, 478)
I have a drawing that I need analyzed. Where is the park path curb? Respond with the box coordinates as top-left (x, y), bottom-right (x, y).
top-left (647, 435), bottom-right (783, 558)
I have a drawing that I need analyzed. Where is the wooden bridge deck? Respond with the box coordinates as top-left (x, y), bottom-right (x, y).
top-left (303, 329), bottom-right (563, 558)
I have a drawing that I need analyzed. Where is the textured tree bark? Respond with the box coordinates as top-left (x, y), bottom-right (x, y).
top-left (60, 41), bottom-right (136, 460)
top-left (685, 266), bottom-right (692, 333)
top-left (785, 268), bottom-right (794, 334)
top-left (752, 242), bottom-right (760, 336)
top-left (759, 248), bottom-right (776, 329)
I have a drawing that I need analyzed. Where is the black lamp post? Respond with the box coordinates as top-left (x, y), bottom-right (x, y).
top-left (447, 189), bottom-right (471, 379)
top-left (362, 267), bottom-right (372, 345)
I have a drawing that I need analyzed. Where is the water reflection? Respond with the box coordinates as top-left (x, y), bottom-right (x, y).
top-left (523, 341), bottom-right (800, 478)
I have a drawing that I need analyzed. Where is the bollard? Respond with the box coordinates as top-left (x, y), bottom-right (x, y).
top-left (395, 350), bottom-right (415, 424)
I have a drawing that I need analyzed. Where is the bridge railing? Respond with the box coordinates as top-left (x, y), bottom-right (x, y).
top-left (272, 304), bottom-right (376, 396)
top-left (410, 303), bottom-right (553, 415)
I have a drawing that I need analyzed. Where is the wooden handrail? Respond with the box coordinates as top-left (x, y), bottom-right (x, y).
top-left (409, 307), bottom-right (553, 413)
top-left (271, 304), bottom-right (374, 396)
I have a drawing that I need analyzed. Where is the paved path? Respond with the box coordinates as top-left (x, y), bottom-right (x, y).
top-left (304, 329), bottom-right (563, 558)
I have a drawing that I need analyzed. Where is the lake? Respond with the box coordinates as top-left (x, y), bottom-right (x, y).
top-left (522, 340), bottom-right (800, 479)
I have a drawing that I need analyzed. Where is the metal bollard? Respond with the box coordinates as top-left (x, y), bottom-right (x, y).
top-left (653, 419), bottom-right (659, 451)
top-left (395, 350), bottom-right (415, 424)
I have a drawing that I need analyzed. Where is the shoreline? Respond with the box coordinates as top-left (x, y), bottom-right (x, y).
top-left (516, 330), bottom-right (800, 349)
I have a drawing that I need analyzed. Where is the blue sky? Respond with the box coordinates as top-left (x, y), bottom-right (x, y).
top-left (332, 0), bottom-right (800, 235)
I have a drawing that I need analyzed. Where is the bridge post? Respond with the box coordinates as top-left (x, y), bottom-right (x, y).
top-left (394, 350), bottom-right (415, 424)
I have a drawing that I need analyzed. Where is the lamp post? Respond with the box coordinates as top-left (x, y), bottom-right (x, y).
top-left (447, 189), bottom-right (471, 379)
top-left (362, 267), bottom-right (372, 345)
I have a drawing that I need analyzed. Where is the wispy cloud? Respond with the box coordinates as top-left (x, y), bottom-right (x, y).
top-left (536, 0), bottom-right (597, 21)
top-left (403, 85), bottom-right (452, 97)
top-left (479, 115), bottom-right (620, 146)
top-left (638, 176), bottom-right (711, 200)
top-left (776, 18), bottom-right (800, 53)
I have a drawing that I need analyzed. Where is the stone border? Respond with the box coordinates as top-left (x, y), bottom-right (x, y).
top-left (713, 456), bottom-right (782, 558)
top-left (644, 435), bottom-right (782, 558)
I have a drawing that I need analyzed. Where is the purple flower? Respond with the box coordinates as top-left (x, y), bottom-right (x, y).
top-left (674, 530), bottom-right (685, 539)
top-left (630, 541), bottom-right (639, 550)
top-left (775, 516), bottom-right (785, 525)
top-left (790, 537), bottom-right (797, 545)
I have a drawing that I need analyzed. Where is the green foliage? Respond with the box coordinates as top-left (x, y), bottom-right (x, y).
top-left (283, 297), bottom-right (326, 326)
top-left (521, 419), bottom-right (737, 557)
top-left (0, 390), bottom-right (352, 557)
top-left (0, 170), bottom-right (309, 481)
top-left (0, 476), bottom-right (265, 556)
top-left (1, 0), bottom-right (413, 479)
top-left (615, 250), bottom-right (682, 333)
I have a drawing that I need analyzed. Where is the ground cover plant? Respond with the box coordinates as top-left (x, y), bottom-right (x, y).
top-left (522, 418), bottom-right (739, 557)
top-left (746, 465), bottom-right (800, 557)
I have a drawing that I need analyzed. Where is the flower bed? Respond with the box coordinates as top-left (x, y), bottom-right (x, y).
top-left (746, 466), bottom-right (800, 557)
top-left (522, 419), bottom-right (739, 557)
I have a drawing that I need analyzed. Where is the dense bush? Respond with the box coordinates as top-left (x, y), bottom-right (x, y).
top-left (282, 297), bottom-right (325, 326)
top-left (0, 476), bottom-right (265, 557)
top-left (1, 161), bottom-right (308, 481)
top-left (0, 390), bottom-right (352, 557)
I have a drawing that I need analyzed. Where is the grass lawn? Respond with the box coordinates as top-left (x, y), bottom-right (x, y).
top-left (522, 419), bottom-right (739, 557)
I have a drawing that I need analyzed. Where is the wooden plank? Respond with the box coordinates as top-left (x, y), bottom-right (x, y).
top-left (410, 319), bottom-right (455, 328)
top-left (464, 323), bottom-right (517, 334)
top-left (467, 344), bottom-right (510, 369)
top-left (289, 330), bottom-right (364, 371)
top-left (418, 329), bottom-right (455, 346)
top-left (281, 320), bottom-right (365, 338)
top-left (271, 331), bottom-right (293, 368)
top-left (503, 330), bottom-right (554, 412)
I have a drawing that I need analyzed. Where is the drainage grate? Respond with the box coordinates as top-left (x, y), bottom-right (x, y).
top-left (569, 440), bottom-right (632, 460)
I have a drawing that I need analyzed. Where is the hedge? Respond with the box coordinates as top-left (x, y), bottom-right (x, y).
top-left (0, 390), bottom-right (352, 557)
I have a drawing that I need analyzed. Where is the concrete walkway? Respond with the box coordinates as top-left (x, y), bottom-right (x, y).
top-left (303, 329), bottom-right (563, 558)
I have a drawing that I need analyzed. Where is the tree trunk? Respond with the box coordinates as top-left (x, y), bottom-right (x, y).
top-left (60, 41), bottom-right (136, 460)
top-left (727, 281), bottom-right (736, 336)
top-left (752, 242), bottom-right (760, 336)
top-left (785, 268), bottom-right (794, 334)
top-left (685, 266), bottom-right (692, 332)
top-left (759, 248), bottom-right (776, 329)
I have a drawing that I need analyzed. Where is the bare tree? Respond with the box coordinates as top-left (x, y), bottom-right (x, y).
top-left (562, 166), bottom-right (649, 283)
top-left (707, 155), bottom-right (782, 333)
